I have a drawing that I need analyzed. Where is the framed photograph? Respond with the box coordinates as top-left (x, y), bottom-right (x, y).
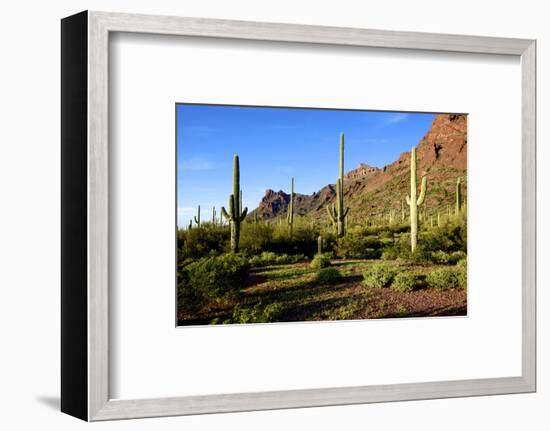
top-left (175, 104), bottom-right (468, 326)
top-left (61, 11), bottom-right (536, 421)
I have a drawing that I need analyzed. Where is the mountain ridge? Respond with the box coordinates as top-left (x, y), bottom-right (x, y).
top-left (252, 113), bottom-right (467, 223)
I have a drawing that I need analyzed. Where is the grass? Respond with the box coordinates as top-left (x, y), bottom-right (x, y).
top-left (177, 258), bottom-right (467, 325)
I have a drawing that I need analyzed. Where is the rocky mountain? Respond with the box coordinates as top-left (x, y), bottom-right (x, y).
top-left (251, 113), bottom-right (467, 223)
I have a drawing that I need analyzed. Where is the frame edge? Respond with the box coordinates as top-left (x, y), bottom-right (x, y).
top-left (80, 10), bottom-right (537, 421)
top-left (61, 10), bottom-right (89, 421)
top-left (521, 40), bottom-right (537, 393)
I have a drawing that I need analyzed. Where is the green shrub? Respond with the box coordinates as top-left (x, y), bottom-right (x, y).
top-left (431, 250), bottom-right (466, 264)
top-left (457, 266), bottom-right (467, 289)
top-left (362, 264), bottom-right (399, 288)
top-left (448, 250), bottom-right (467, 265)
top-left (239, 223), bottom-right (275, 255)
top-left (426, 267), bottom-right (465, 290)
top-left (231, 301), bottom-right (283, 323)
top-left (391, 272), bottom-right (424, 293)
top-left (264, 225), bottom-right (320, 256)
top-left (381, 249), bottom-right (398, 261)
top-left (257, 251), bottom-right (278, 265)
top-left (249, 251), bottom-right (306, 267)
top-left (185, 253), bottom-right (249, 301)
top-left (275, 253), bottom-right (306, 265)
top-left (431, 250), bottom-right (450, 264)
top-left (315, 267), bottom-right (343, 285)
top-left (382, 236), bottom-right (432, 263)
top-left (420, 223), bottom-right (467, 254)
top-left (335, 233), bottom-right (383, 259)
top-left (455, 258), bottom-right (467, 289)
top-left (178, 225), bottom-right (229, 260)
top-left (310, 253), bottom-right (332, 269)
top-left (177, 267), bottom-right (203, 313)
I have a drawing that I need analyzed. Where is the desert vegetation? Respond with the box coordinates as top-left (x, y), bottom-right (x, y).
top-left (178, 118), bottom-right (467, 325)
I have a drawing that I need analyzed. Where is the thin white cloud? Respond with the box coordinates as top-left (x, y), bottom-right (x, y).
top-left (179, 157), bottom-right (215, 171)
top-left (383, 113), bottom-right (409, 126)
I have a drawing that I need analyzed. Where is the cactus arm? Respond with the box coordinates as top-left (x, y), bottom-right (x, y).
top-left (326, 205), bottom-right (336, 224)
top-left (239, 189), bottom-right (243, 216)
top-left (239, 207), bottom-right (248, 221)
top-left (406, 195), bottom-right (411, 205)
top-left (220, 206), bottom-right (230, 220)
top-left (416, 176), bottom-right (427, 206)
top-left (193, 205), bottom-right (201, 227)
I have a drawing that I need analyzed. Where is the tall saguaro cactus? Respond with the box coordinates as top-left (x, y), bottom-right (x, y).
top-left (221, 155), bottom-right (248, 253)
top-left (287, 177), bottom-right (294, 237)
top-left (326, 133), bottom-right (350, 237)
top-left (194, 205), bottom-right (201, 229)
top-left (211, 206), bottom-right (216, 226)
top-left (455, 177), bottom-right (462, 216)
top-left (406, 147), bottom-right (427, 252)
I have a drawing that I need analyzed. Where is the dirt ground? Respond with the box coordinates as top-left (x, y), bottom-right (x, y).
top-left (177, 259), bottom-right (467, 325)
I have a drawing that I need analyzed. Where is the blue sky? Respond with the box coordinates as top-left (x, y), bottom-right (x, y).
top-left (177, 104), bottom-right (435, 227)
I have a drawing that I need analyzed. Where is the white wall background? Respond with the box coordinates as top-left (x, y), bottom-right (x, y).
top-left (0, 0), bottom-right (546, 429)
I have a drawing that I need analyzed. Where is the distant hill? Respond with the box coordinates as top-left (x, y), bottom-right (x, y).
top-left (250, 113), bottom-right (467, 224)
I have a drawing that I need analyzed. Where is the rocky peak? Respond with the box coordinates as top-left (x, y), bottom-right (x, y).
top-left (345, 163), bottom-right (380, 180)
top-left (255, 189), bottom-right (290, 219)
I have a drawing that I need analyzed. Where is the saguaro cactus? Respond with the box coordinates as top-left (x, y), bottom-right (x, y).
top-left (326, 133), bottom-right (350, 237)
top-left (221, 155), bottom-right (248, 253)
top-left (211, 206), bottom-right (216, 226)
top-left (188, 219), bottom-right (193, 230)
top-left (287, 177), bottom-right (294, 237)
top-left (317, 235), bottom-right (323, 255)
top-left (388, 209), bottom-right (395, 226)
top-left (455, 177), bottom-right (462, 216)
top-left (406, 147), bottom-right (427, 252)
top-left (193, 205), bottom-right (201, 229)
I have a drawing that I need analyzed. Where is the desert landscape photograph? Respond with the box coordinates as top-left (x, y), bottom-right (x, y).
top-left (176, 104), bottom-right (467, 326)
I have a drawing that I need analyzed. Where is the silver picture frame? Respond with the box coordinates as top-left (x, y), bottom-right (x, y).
top-left (61, 10), bottom-right (536, 421)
